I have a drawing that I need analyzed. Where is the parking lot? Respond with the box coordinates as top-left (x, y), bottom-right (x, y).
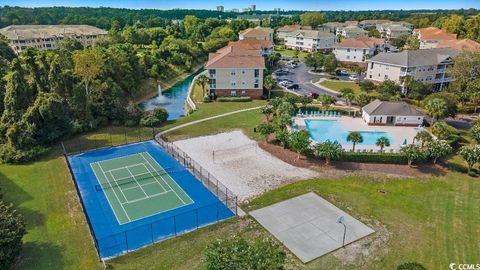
top-left (273, 58), bottom-right (354, 98)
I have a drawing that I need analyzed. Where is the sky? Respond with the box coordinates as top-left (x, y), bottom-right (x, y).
top-left (1, 0), bottom-right (479, 11)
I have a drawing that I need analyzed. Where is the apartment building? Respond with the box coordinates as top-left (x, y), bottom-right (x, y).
top-left (227, 39), bottom-right (274, 56)
top-left (334, 37), bottom-right (385, 67)
top-left (378, 23), bottom-right (412, 39)
top-left (336, 26), bottom-right (368, 39)
top-left (205, 42), bottom-right (265, 98)
top-left (358, 19), bottom-right (392, 29)
top-left (0, 25), bottom-right (107, 54)
top-left (366, 48), bottom-right (459, 91)
top-left (276, 25), bottom-right (311, 40)
top-left (239, 26), bottom-right (274, 41)
top-left (323, 21), bottom-right (358, 33)
top-left (436, 38), bottom-right (480, 52)
top-left (413, 27), bottom-right (457, 49)
top-left (284, 30), bottom-right (336, 52)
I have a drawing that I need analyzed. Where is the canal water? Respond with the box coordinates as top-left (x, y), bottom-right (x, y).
top-left (140, 68), bottom-right (204, 120)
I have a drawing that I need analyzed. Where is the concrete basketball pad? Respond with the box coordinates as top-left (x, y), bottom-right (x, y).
top-left (250, 192), bottom-right (375, 263)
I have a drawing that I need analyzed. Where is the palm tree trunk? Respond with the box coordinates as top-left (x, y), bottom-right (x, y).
top-left (326, 157), bottom-right (330, 165)
top-left (297, 151), bottom-right (300, 161)
top-left (352, 143), bottom-right (356, 152)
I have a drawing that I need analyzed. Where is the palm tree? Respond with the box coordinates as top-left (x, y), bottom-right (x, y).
top-left (315, 140), bottom-right (343, 165)
top-left (376, 136), bottom-right (390, 152)
top-left (425, 98), bottom-right (448, 124)
top-left (414, 130), bottom-right (432, 150)
top-left (340, 88), bottom-right (355, 108)
top-left (317, 94), bottom-right (336, 110)
top-left (346, 131), bottom-right (363, 152)
top-left (263, 74), bottom-right (276, 99)
top-left (196, 74), bottom-right (209, 98)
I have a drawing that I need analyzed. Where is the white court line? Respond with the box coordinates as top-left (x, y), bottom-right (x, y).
top-left (107, 171), bottom-right (130, 203)
top-left (124, 166), bottom-right (150, 199)
top-left (93, 162), bottom-right (131, 223)
top-left (122, 190), bottom-right (171, 204)
top-left (139, 152), bottom-right (193, 205)
top-left (139, 164), bottom-right (168, 192)
top-left (122, 180), bottom-right (157, 192)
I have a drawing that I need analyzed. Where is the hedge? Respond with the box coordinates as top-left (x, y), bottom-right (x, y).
top-left (329, 151), bottom-right (428, 164)
top-left (216, 96), bottom-right (252, 102)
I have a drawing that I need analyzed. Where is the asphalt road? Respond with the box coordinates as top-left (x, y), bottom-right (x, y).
top-left (274, 60), bottom-right (345, 98)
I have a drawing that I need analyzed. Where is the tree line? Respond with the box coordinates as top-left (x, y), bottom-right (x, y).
top-left (0, 16), bottom-right (245, 162)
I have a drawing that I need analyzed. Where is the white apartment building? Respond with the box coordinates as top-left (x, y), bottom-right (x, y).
top-left (284, 30), bottom-right (336, 52)
top-left (333, 37), bottom-right (385, 66)
top-left (336, 26), bottom-right (368, 39)
top-left (413, 27), bottom-right (457, 49)
top-left (378, 23), bottom-right (412, 39)
top-left (276, 25), bottom-right (311, 40)
top-left (366, 48), bottom-right (459, 91)
top-left (0, 25), bottom-right (107, 54)
top-left (362, 99), bottom-right (424, 126)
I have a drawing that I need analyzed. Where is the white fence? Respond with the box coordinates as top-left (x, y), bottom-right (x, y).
top-left (185, 70), bottom-right (207, 112)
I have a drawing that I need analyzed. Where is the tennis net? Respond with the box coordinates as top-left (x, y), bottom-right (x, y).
top-left (95, 167), bottom-right (181, 191)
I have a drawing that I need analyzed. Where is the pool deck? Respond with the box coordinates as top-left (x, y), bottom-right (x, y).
top-left (295, 116), bottom-right (419, 152)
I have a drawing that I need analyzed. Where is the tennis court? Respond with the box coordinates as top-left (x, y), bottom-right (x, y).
top-left (91, 152), bottom-right (194, 224)
top-left (66, 140), bottom-right (236, 259)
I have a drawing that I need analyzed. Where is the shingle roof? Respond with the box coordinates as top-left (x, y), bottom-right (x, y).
top-left (336, 37), bottom-right (384, 49)
top-left (227, 39), bottom-right (273, 50)
top-left (437, 38), bottom-right (480, 52)
top-left (285, 29), bottom-right (335, 39)
top-left (367, 48), bottom-right (459, 67)
top-left (414, 27), bottom-right (457, 41)
top-left (362, 99), bottom-right (424, 116)
top-left (383, 23), bottom-right (411, 31)
top-left (339, 26), bottom-right (368, 34)
top-left (276, 24), bottom-right (311, 32)
top-left (0, 25), bottom-right (107, 40)
top-left (239, 27), bottom-right (273, 37)
top-left (205, 45), bottom-right (265, 69)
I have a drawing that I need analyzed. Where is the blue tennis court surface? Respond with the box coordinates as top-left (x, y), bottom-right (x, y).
top-left (67, 140), bottom-right (235, 259)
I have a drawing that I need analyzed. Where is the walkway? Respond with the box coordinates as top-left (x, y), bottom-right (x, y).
top-left (157, 106), bottom-right (264, 136)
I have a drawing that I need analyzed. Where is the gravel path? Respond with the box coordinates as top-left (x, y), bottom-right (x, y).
top-left (173, 131), bottom-right (318, 202)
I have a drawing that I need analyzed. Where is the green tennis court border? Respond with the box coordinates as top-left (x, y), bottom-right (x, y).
top-left (90, 152), bottom-right (194, 225)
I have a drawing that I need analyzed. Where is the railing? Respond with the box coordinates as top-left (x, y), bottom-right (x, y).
top-left (185, 70), bottom-right (207, 112)
top-left (155, 135), bottom-right (238, 216)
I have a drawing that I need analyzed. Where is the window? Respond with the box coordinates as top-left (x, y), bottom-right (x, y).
top-left (230, 91), bottom-right (237, 97)
top-left (346, 56), bottom-right (350, 60)
top-left (230, 69), bottom-right (236, 76)
top-left (209, 69), bottom-right (216, 76)
top-left (254, 69), bottom-right (260, 78)
top-left (347, 48), bottom-right (351, 52)
top-left (384, 75), bottom-right (389, 80)
top-left (370, 62), bottom-right (374, 69)
top-left (230, 80), bottom-right (236, 86)
top-left (241, 90), bottom-right (246, 95)
top-left (369, 75), bottom-right (372, 78)
top-left (241, 69), bottom-right (246, 74)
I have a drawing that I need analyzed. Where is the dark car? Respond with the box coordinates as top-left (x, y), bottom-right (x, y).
top-left (308, 92), bottom-right (319, 99)
top-left (335, 69), bottom-right (349, 76)
top-left (287, 83), bottom-right (299, 90)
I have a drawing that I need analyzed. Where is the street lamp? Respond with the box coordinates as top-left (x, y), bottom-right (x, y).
top-left (336, 216), bottom-right (347, 248)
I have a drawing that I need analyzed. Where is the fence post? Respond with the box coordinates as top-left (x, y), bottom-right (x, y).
top-left (61, 141), bottom-right (67, 155)
top-left (150, 223), bottom-right (154, 244)
top-left (173, 216), bottom-right (177, 236)
top-left (125, 231), bottom-right (128, 252)
top-left (110, 132), bottom-right (113, 146)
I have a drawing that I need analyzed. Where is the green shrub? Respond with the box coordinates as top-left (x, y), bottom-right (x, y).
top-left (332, 151), bottom-right (411, 164)
top-left (140, 108), bottom-right (169, 127)
top-left (216, 96), bottom-right (252, 102)
top-left (0, 201), bottom-right (26, 269)
top-left (467, 170), bottom-right (478, 177)
top-left (203, 96), bottom-right (212, 103)
top-left (397, 262), bottom-right (427, 270)
top-left (0, 144), bottom-right (49, 163)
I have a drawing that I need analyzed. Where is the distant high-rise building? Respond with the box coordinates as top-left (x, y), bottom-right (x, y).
top-left (216, 6), bottom-right (224, 12)
top-left (231, 8), bottom-right (240, 13)
top-left (251, 5), bottom-right (256, 11)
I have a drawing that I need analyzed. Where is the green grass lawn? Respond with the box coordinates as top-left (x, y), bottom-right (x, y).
top-left (319, 80), bottom-right (363, 95)
top-left (275, 46), bottom-right (309, 59)
top-left (108, 172), bottom-right (480, 270)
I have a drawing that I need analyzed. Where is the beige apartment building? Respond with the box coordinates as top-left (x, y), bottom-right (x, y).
top-left (284, 30), bottom-right (336, 52)
top-left (413, 27), bottom-right (457, 49)
top-left (0, 25), bottom-right (107, 54)
top-left (366, 48), bottom-right (458, 91)
top-left (378, 23), bottom-right (412, 39)
top-left (276, 25), bottom-right (311, 40)
top-left (205, 41), bottom-right (265, 99)
top-left (238, 26), bottom-right (274, 41)
top-left (336, 26), bottom-right (368, 39)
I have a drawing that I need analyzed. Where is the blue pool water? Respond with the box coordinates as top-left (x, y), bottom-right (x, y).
top-left (305, 119), bottom-right (395, 145)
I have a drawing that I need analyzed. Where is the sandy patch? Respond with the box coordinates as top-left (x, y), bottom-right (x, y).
top-left (173, 131), bottom-right (317, 201)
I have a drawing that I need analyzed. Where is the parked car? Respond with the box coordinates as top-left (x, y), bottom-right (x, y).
top-left (279, 79), bottom-right (293, 86)
top-left (287, 63), bottom-right (298, 69)
top-left (335, 69), bottom-right (349, 76)
top-left (287, 83), bottom-right (299, 90)
top-left (308, 92), bottom-right (319, 99)
top-left (348, 74), bottom-right (359, 81)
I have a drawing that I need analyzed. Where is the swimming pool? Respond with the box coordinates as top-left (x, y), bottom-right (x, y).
top-left (305, 119), bottom-right (395, 145)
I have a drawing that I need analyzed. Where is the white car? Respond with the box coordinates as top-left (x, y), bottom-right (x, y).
top-left (348, 74), bottom-right (359, 81)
